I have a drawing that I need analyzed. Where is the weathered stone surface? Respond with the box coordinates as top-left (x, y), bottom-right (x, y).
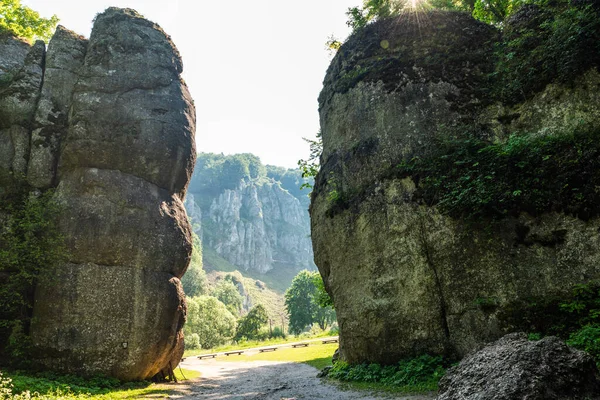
top-left (53, 168), bottom-right (191, 276)
top-left (58, 8), bottom-right (195, 197)
top-left (189, 179), bottom-right (314, 274)
top-left (312, 10), bottom-right (600, 365)
top-left (0, 7), bottom-right (199, 380)
top-left (33, 263), bottom-right (186, 381)
top-left (28, 26), bottom-right (87, 189)
top-left (437, 333), bottom-right (600, 400)
top-left (0, 36), bottom-right (44, 186)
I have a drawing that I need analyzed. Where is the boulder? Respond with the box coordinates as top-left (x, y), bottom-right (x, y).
top-left (311, 9), bottom-right (600, 365)
top-left (437, 333), bottom-right (600, 400)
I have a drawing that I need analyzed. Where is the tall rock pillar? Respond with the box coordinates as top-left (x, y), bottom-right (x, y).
top-left (30, 8), bottom-right (196, 380)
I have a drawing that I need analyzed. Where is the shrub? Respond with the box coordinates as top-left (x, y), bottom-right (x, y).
top-left (567, 325), bottom-right (600, 368)
top-left (270, 326), bottom-right (286, 339)
top-left (184, 333), bottom-right (200, 350)
top-left (327, 354), bottom-right (447, 391)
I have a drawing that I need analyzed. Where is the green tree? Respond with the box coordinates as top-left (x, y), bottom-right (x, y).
top-left (346, 0), bottom-right (406, 31)
top-left (235, 304), bottom-right (269, 340)
top-left (184, 296), bottom-right (236, 349)
top-left (212, 279), bottom-right (244, 316)
top-left (0, 0), bottom-right (58, 42)
top-left (343, 0), bottom-right (524, 32)
top-left (312, 272), bottom-right (333, 309)
top-left (181, 233), bottom-right (207, 297)
top-left (285, 270), bottom-right (336, 334)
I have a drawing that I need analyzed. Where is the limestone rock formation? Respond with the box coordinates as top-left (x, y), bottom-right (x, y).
top-left (437, 333), bottom-right (600, 400)
top-left (0, 8), bottom-right (195, 380)
top-left (0, 35), bottom-right (44, 188)
top-left (311, 9), bottom-right (600, 365)
top-left (186, 156), bottom-right (314, 275)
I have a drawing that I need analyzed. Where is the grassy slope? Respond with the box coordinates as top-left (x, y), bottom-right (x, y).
top-left (203, 247), bottom-right (301, 293)
top-left (205, 269), bottom-right (287, 325)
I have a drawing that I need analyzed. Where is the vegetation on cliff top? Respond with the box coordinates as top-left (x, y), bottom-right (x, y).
top-left (0, 0), bottom-right (58, 42)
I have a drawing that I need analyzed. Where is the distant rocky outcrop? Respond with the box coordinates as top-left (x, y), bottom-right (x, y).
top-left (186, 153), bottom-right (314, 275)
top-left (0, 8), bottom-right (195, 380)
top-left (437, 333), bottom-right (600, 400)
top-left (311, 8), bottom-right (600, 365)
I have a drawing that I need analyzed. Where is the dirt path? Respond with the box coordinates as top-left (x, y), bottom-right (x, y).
top-left (169, 358), bottom-right (436, 400)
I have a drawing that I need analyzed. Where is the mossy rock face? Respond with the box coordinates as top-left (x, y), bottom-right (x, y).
top-left (319, 11), bottom-right (498, 112)
top-left (312, 9), bottom-right (600, 365)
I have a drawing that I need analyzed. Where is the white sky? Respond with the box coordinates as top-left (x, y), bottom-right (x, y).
top-left (22, 0), bottom-right (358, 168)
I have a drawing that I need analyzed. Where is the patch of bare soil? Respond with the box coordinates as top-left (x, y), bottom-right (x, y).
top-left (168, 359), bottom-right (436, 400)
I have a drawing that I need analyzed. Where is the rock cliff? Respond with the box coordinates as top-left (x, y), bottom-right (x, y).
top-left (185, 154), bottom-right (314, 276)
top-left (311, 8), bottom-right (600, 364)
top-left (0, 8), bottom-right (195, 380)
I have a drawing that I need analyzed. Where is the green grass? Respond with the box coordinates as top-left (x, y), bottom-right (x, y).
top-left (0, 369), bottom-right (200, 399)
top-left (183, 333), bottom-right (337, 357)
top-left (216, 343), bottom-right (337, 368)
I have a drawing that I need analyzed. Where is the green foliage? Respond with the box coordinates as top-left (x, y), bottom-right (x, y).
top-left (184, 295), bottom-right (237, 349)
top-left (312, 272), bottom-right (333, 309)
top-left (346, 0), bottom-right (406, 31)
top-left (500, 283), bottom-right (600, 365)
top-left (397, 127), bottom-right (600, 221)
top-left (327, 355), bottom-right (447, 392)
top-left (493, 1), bottom-right (600, 102)
top-left (181, 233), bottom-right (207, 297)
top-left (0, 188), bottom-right (67, 365)
top-left (285, 270), bottom-right (335, 334)
top-left (567, 324), bottom-right (600, 368)
top-left (0, 0), bottom-right (58, 42)
top-left (184, 332), bottom-right (201, 350)
top-left (188, 153), bottom-right (266, 195)
top-left (266, 165), bottom-right (312, 206)
top-left (343, 0), bottom-right (522, 34)
top-left (270, 326), bottom-right (286, 339)
top-left (212, 279), bottom-right (244, 316)
top-left (0, 369), bottom-right (150, 398)
top-left (235, 304), bottom-right (269, 340)
top-left (297, 132), bottom-right (322, 191)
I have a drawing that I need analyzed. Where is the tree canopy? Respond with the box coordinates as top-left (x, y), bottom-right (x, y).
top-left (184, 296), bottom-right (236, 349)
top-left (285, 270), bottom-right (335, 334)
top-left (0, 0), bottom-right (58, 42)
top-left (344, 0), bottom-right (534, 32)
top-left (212, 279), bottom-right (244, 316)
top-left (181, 234), bottom-right (207, 297)
top-left (235, 304), bottom-right (269, 340)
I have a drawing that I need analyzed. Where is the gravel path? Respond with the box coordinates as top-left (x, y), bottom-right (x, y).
top-left (169, 358), bottom-right (436, 400)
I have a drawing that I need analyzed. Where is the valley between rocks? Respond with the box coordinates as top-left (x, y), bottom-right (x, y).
top-left (171, 359), bottom-right (435, 400)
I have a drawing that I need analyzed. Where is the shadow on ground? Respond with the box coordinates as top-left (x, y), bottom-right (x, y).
top-left (167, 360), bottom-right (436, 400)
